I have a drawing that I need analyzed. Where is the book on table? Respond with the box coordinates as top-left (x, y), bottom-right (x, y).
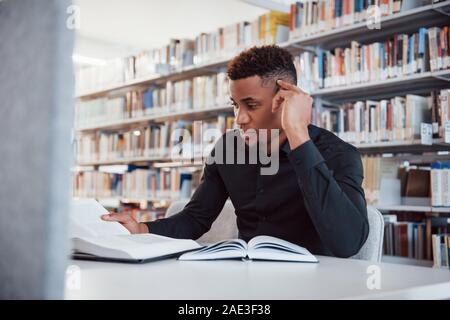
top-left (70, 199), bottom-right (202, 263)
top-left (178, 236), bottom-right (319, 263)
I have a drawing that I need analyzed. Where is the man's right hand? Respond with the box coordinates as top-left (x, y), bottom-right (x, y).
top-left (101, 212), bottom-right (149, 234)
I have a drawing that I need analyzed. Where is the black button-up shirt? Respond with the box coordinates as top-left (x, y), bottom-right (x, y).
top-left (146, 124), bottom-right (369, 258)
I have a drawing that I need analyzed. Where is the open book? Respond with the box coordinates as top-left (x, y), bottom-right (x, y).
top-left (178, 236), bottom-right (318, 263)
top-left (70, 199), bottom-right (202, 263)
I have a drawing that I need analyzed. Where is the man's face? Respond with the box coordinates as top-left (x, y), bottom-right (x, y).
top-left (229, 76), bottom-right (282, 146)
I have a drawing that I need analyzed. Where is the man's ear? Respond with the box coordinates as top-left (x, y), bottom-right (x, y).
top-left (271, 89), bottom-right (285, 113)
top-left (271, 97), bottom-right (283, 126)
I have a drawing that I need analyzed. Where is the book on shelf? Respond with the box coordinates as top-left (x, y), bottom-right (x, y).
top-left (437, 89), bottom-right (450, 139)
top-left (194, 11), bottom-right (289, 64)
top-left (75, 116), bottom-right (235, 163)
top-left (70, 198), bottom-right (202, 263)
top-left (75, 39), bottom-right (192, 94)
top-left (178, 235), bottom-right (319, 263)
top-left (431, 215), bottom-right (450, 268)
top-left (428, 26), bottom-right (450, 72)
top-left (383, 213), bottom-right (450, 263)
top-left (261, 11), bottom-right (290, 44)
top-left (133, 39), bottom-right (194, 78)
top-left (431, 162), bottom-right (450, 207)
top-left (289, 0), bottom-right (402, 38)
top-left (362, 156), bottom-right (399, 205)
top-left (75, 97), bottom-right (126, 127)
top-left (294, 51), bottom-right (319, 94)
top-left (362, 155), bottom-right (450, 208)
top-left (317, 90), bottom-right (450, 144)
top-left (75, 71), bottom-right (230, 128)
top-left (75, 3), bottom-right (449, 95)
top-left (404, 168), bottom-right (431, 198)
top-left (295, 24), bottom-right (449, 90)
top-left (73, 167), bottom-right (203, 203)
top-left (432, 233), bottom-right (450, 268)
top-left (195, 21), bottom-right (253, 64)
top-left (383, 214), bottom-right (427, 259)
top-left (134, 50), bottom-right (161, 79)
top-left (192, 71), bottom-right (229, 110)
top-left (164, 80), bottom-right (193, 112)
top-left (75, 9), bottom-right (292, 94)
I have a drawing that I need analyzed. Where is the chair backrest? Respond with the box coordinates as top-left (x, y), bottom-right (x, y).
top-left (351, 206), bottom-right (384, 262)
top-left (165, 199), bottom-right (238, 244)
top-left (165, 200), bottom-right (188, 218)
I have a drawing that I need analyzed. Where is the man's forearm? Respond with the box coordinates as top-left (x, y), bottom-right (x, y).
top-left (144, 210), bottom-right (209, 239)
top-left (299, 166), bottom-right (369, 257)
top-left (288, 141), bottom-right (369, 258)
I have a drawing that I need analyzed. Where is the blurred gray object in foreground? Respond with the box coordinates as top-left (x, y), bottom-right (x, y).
top-left (0, 0), bottom-right (74, 299)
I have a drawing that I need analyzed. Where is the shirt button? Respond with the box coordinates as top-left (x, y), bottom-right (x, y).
top-left (259, 188), bottom-right (264, 194)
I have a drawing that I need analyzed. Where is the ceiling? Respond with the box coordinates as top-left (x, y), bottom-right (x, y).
top-left (73, 0), bottom-right (272, 59)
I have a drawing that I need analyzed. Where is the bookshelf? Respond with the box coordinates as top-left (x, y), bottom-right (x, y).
top-left (76, 59), bottom-right (231, 100)
top-left (283, 0), bottom-right (450, 50)
top-left (355, 139), bottom-right (450, 154)
top-left (75, 141), bottom-right (450, 167)
top-left (91, 198), bottom-right (450, 213)
top-left (75, 1), bottom-right (450, 100)
top-left (96, 197), bottom-right (172, 208)
top-left (312, 69), bottom-right (450, 102)
top-left (75, 105), bottom-right (232, 132)
top-left (73, 0), bottom-right (450, 267)
top-left (77, 156), bottom-right (205, 167)
top-left (376, 205), bottom-right (450, 213)
top-left (74, 70), bottom-right (450, 133)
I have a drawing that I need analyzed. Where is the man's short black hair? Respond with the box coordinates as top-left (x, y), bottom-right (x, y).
top-left (227, 45), bottom-right (297, 86)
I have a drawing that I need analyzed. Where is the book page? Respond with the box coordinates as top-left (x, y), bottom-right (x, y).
top-left (178, 239), bottom-right (247, 260)
top-left (247, 235), bottom-right (318, 262)
top-left (70, 198), bottom-right (130, 239)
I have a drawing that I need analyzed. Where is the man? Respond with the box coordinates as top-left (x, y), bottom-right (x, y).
top-left (102, 45), bottom-right (369, 258)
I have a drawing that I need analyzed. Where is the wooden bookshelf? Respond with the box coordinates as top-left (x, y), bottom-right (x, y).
top-left (76, 105), bottom-right (233, 132)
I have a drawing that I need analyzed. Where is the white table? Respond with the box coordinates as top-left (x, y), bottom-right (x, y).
top-left (65, 256), bottom-right (450, 300)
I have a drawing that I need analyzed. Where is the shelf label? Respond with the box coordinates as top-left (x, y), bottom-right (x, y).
top-left (445, 122), bottom-right (450, 144)
top-left (421, 123), bottom-right (433, 146)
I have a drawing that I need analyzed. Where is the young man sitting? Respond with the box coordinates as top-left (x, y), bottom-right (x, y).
top-left (102, 45), bottom-right (369, 258)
